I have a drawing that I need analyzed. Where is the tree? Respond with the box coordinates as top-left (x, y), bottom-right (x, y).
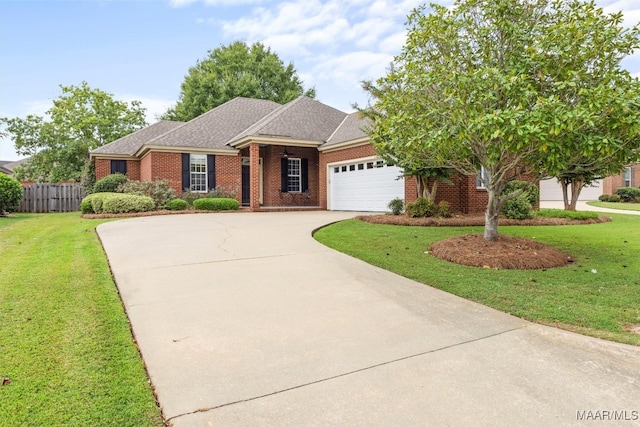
top-left (526, 2), bottom-right (640, 210)
top-left (1, 82), bottom-right (147, 183)
top-left (0, 174), bottom-right (23, 216)
top-left (366, 0), bottom-right (640, 240)
top-left (162, 41), bottom-right (315, 122)
top-left (361, 80), bottom-right (454, 203)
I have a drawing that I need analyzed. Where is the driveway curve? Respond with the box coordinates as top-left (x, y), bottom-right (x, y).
top-left (97, 212), bottom-right (640, 427)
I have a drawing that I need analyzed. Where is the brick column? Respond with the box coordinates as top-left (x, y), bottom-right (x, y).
top-left (250, 142), bottom-right (260, 211)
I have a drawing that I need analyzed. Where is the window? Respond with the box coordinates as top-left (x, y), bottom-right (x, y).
top-left (358, 163), bottom-right (364, 170)
top-left (287, 158), bottom-right (301, 192)
top-left (624, 167), bottom-right (632, 187)
top-left (349, 164), bottom-right (356, 171)
top-left (110, 160), bottom-right (127, 175)
top-left (476, 166), bottom-right (490, 189)
top-left (190, 154), bottom-right (207, 192)
top-left (334, 167), bottom-right (340, 173)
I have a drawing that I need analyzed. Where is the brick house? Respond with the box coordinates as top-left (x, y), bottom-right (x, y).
top-left (603, 164), bottom-right (640, 195)
top-left (91, 96), bottom-right (493, 212)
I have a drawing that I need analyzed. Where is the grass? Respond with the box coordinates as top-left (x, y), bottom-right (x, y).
top-left (315, 213), bottom-right (640, 346)
top-left (587, 201), bottom-right (640, 211)
top-left (0, 213), bottom-right (163, 427)
top-left (535, 208), bottom-right (599, 220)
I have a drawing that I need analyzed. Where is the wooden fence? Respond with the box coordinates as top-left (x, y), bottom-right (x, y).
top-left (19, 183), bottom-right (83, 213)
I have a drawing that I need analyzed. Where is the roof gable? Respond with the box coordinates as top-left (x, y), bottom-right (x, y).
top-left (230, 97), bottom-right (347, 144)
top-left (325, 111), bottom-right (370, 146)
top-left (147, 97), bottom-right (281, 150)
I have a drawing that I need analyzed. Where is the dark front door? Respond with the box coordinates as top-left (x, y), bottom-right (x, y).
top-left (241, 164), bottom-right (250, 206)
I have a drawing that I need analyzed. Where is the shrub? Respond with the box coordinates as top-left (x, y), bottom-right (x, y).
top-left (193, 197), bottom-right (239, 211)
top-left (503, 180), bottom-right (539, 206)
top-left (599, 194), bottom-right (622, 203)
top-left (406, 198), bottom-right (437, 218)
top-left (93, 173), bottom-right (128, 193)
top-left (388, 198), bottom-right (404, 215)
top-left (101, 194), bottom-right (154, 214)
top-left (118, 179), bottom-right (175, 210)
top-left (167, 198), bottom-right (188, 211)
top-left (616, 187), bottom-right (640, 203)
top-left (437, 201), bottom-right (452, 218)
top-left (502, 195), bottom-right (533, 220)
top-left (81, 192), bottom-right (118, 214)
top-left (182, 187), bottom-right (237, 207)
top-left (536, 208), bottom-right (599, 220)
top-left (0, 174), bottom-right (23, 215)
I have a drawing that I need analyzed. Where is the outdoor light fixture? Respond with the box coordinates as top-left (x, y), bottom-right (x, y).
top-left (282, 148), bottom-right (291, 158)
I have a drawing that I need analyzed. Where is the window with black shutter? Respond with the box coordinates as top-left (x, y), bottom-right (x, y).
top-left (110, 160), bottom-right (127, 175)
top-left (280, 158), bottom-right (307, 193)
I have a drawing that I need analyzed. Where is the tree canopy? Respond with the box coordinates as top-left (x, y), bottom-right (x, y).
top-left (162, 41), bottom-right (316, 122)
top-left (365, 0), bottom-right (640, 240)
top-left (1, 82), bottom-right (147, 183)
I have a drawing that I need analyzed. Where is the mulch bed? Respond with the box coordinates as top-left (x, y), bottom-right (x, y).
top-left (358, 213), bottom-right (610, 270)
top-left (357, 213), bottom-right (610, 227)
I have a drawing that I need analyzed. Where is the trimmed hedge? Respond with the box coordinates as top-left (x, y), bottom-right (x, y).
top-left (81, 192), bottom-right (154, 214)
top-left (405, 198), bottom-right (451, 218)
top-left (616, 187), bottom-right (640, 203)
top-left (93, 173), bottom-right (128, 193)
top-left (193, 198), bottom-right (239, 211)
top-left (167, 198), bottom-right (188, 211)
top-left (599, 194), bottom-right (622, 203)
top-left (102, 194), bottom-right (154, 214)
top-left (535, 208), bottom-right (599, 220)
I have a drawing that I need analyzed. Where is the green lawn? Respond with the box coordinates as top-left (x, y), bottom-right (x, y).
top-left (315, 214), bottom-right (640, 346)
top-left (0, 213), bottom-right (163, 427)
top-left (587, 201), bottom-right (640, 211)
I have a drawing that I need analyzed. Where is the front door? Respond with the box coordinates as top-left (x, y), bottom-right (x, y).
top-left (241, 157), bottom-right (263, 206)
top-left (241, 163), bottom-right (250, 206)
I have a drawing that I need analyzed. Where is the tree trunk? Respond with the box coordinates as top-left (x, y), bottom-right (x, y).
top-left (568, 179), bottom-right (582, 211)
top-left (561, 179), bottom-right (570, 211)
top-left (484, 187), bottom-right (501, 241)
top-left (560, 178), bottom-right (582, 211)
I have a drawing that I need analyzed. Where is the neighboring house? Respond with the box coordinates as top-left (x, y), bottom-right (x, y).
top-left (91, 96), bottom-right (496, 213)
top-left (603, 164), bottom-right (640, 195)
top-left (0, 158), bottom-right (29, 176)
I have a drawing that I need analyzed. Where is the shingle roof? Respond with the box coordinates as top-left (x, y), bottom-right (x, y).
top-left (92, 121), bottom-right (184, 156)
top-left (325, 111), bottom-right (370, 146)
top-left (230, 97), bottom-right (347, 144)
top-left (0, 158), bottom-right (30, 174)
top-left (147, 97), bottom-right (281, 151)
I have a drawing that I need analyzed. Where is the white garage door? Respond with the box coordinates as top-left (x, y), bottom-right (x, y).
top-left (329, 159), bottom-right (404, 212)
top-left (539, 178), bottom-right (603, 201)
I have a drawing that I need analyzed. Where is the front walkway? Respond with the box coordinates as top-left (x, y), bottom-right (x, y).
top-left (98, 212), bottom-right (640, 426)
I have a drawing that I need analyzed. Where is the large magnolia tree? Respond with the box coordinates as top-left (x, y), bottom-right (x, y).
top-left (2, 82), bottom-right (146, 182)
top-left (162, 41), bottom-right (315, 122)
top-left (366, 0), bottom-right (640, 240)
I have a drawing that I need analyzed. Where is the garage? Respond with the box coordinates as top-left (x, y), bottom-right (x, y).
top-left (539, 178), bottom-right (603, 201)
top-left (328, 158), bottom-right (404, 211)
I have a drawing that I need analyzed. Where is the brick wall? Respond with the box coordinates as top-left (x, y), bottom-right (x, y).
top-left (138, 152), bottom-right (183, 193)
top-left (603, 164), bottom-right (640, 195)
top-left (95, 159), bottom-right (141, 181)
top-left (216, 155), bottom-right (241, 201)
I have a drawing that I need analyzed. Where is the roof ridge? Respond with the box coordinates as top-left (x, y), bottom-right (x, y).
top-left (325, 114), bottom-right (350, 145)
top-left (225, 98), bottom-right (304, 143)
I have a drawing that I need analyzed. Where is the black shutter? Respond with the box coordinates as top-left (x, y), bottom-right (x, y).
top-left (207, 154), bottom-right (216, 190)
top-left (181, 153), bottom-right (190, 192)
top-left (110, 160), bottom-right (127, 175)
top-left (301, 158), bottom-right (308, 192)
top-left (281, 157), bottom-right (288, 192)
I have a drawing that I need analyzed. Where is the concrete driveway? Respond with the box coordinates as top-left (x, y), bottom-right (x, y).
top-left (97, 212), bottom-right (640, 426)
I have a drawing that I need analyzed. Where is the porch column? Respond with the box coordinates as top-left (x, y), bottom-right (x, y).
top-left (249, 142), bottom-right (260, 211)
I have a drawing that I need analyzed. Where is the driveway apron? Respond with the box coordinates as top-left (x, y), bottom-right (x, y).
top-left (97, 211), bottom-right (640, 426)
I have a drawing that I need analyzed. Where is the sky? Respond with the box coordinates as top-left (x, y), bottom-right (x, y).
top-left (1, 0), bottom-right (639, 161)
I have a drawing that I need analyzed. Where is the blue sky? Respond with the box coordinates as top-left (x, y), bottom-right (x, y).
top-left (1, 0), bottom-right (639, 161)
